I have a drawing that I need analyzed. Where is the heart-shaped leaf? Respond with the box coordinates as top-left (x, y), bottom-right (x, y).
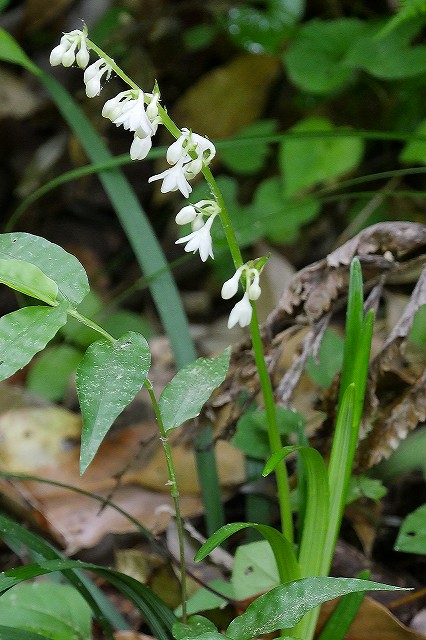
top-left (76, 332), bottom-right (151, 473)
top-left (159, 348), bottom-right (231, 432)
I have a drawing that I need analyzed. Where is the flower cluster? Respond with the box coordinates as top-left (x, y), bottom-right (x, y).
top-left (50, 28), bottom-right (263, 329)
top-left (175, 200), bottom-right (220, 262)
top-left (221, 265), bottom-right (261, 329)
top-left (149, 129), bottom-right (216, 199)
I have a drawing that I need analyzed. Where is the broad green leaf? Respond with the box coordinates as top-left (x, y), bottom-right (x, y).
top-left (0, 583), bottom-right (92, 640)
top-left (0, 233), bottom-right (89, 306)
top-left (400, 119), bottom-right (426, 165)
top-left (305, 328), bottom-right (344, 388)
top-left (344, 19), bottom-right (426, 79)
top-left (173, 615), bottom-right (218, 640)
top-left (0, 304), bottom-right (67, 382)
top-left (226, 577), bottom-right (407, 639)
top-left (195, 522), bottom-right (300, 586)
top-left (395, 504), bottom-right (426, 554)
top-left (346, 475), bottom-right (387, 504)
top-left (219, 120), bottom-right (278, 175)
top-left (232, 540), bottom-right (279, 600)
top-left (224, 0), bottom-right (302, 54)
top-left (175, 579), bottom-right (234, 617)
top-left (284, 18), bottom-right (367, 94)
top-left (27, 345), bottom-right (83, 401)
top-left (250, 177), bottom-right (320, 243)
top-left (0, 258), bottom-right (58, 305)
top-left (232, 407), bottom-right (305, 459)
top-left (159, 347), bottom-right (231, 432)
top-left (279, 117), bottom-right (364, 197)
top-left (77, 332), bottom-right (151, 472)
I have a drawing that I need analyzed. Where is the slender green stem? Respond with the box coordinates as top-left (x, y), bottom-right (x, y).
top-left (250, 304), bottom-right (293, 544)
top-left (144, 379), bottom-right (188, 623)
top-left (67, 308), bottom-right (116, 343)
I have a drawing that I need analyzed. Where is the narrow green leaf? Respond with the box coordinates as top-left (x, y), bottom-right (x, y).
top-left (0, 304), bottom-right (67, 382)
top-left (0, 627), bottom-right (51, 640)
top-left (159, 348), bottom-right (231, 432)
top-left (0, 508), bottom-right (129, 634)
top-left (0, 233), bottom-right (89, 306)
top-left (226, 577), bottom-right (407, 640)
top-left (0, 28), bottom-right (38, 73)
top-left (0, 258), bottom-right (58, 305)
top-left (76, 332), bottom-right (151, 472)
top-left (0, 559), bottom-right (176, 640)
top-left (338, 257), bottom-right (363, 405)
top-left (263, 445), bottom-right (329, 578)
top-left (195, 522), bottom-right (300, 584)
top-left (0, 583), bottom-right (92, 640)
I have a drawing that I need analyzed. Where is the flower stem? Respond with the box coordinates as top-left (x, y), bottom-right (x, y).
top-left (144, 378), bottom-right (188, 623)
top-left (250, 304), bottom-right (293, 544)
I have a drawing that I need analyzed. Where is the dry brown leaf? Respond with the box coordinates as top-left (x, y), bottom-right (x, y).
top-left (206, 222), bottom-right (426, 471)
top-left (0, 68), bottom-right (42, 120)
top-left (114, 633), bottom-right (154, 640)
top-left (172, 54), bottom-right (280, 140)
top-left (317, 597), bottom-right (426, 640)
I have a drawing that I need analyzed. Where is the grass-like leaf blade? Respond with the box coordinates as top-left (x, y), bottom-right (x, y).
top-left (76, 331), bottom-right (151, 472)
top-left (0, 511), bottom-right (127, 636)
top-left (226, 577), bottom-right (407, 639)
top-left (0, 304), bottom-right (67, 381)
top-left (0, 258), bottom-right (58, 305)
top-left (194, 521), bottom-right (300, 584)
top-left (159, 348), bottom-right (231, 432)
top-left (0, 233), bottom-right (89, 305)
top-left (0, 627), bottom-right (51, 640)
top-left (0, 559), bottom-right (175, 640)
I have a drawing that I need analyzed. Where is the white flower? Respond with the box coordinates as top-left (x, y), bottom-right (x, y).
top-left (175, 214), bottom-right (217, 262)
top-left (50, 29), bottom-right (90, 69)
top-left (228, 293), bottom-right (252, 329)
top-left (221, 267), bottom-right (243, 300)
top-left (148, 158), bottom-right (192, 198)
top-left (167, 129), bottom-right (215, 168)
top-left (130, 133), bottom-right (153, 160)
top-left (83, 58), bottom-right (112, 97)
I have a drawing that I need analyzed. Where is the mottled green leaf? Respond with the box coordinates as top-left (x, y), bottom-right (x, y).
top-left (76, 332), bottom-right (151, 472)
top-left (395, 504), bottom-right (426, 554)
top-left (0, 304), bottom-right (67, 381)
top-left (0, 233), bottom-right (89, 305)
top-left (0, 258), bottom-right (58, 305)
top-left (159, 348), bottom-right (231, 432)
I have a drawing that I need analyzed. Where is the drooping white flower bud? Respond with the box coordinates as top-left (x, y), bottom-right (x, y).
top-left (84, 58), bottom-right (112, 97)
top-left (221, 267), bottom-right (243, 300)
top-left (175, 205), bottom-right (197, 225)
top-left (50, 29), bottom-right (90, 69)
top-left (130, 133), bottom-right (153, 160)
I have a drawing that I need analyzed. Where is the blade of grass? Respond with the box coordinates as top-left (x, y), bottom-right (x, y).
top-left (0, 512), bottom-right (126, 637)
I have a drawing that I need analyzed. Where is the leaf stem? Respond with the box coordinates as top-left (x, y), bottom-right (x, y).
top-left (144, 378), bottom-right (188, 623)
top-left (67, 308), bottom-right (116, 343)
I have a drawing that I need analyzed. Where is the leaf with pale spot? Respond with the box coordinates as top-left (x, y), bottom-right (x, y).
top-left (76, 332), bottom-right (151, 473)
